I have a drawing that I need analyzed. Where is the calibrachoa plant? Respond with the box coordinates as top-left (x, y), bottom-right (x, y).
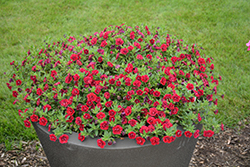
top-left (6, 24), bottom-right (225, 148)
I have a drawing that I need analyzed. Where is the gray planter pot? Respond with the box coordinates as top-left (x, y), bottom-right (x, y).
top-left (32, 122), bottom-right (200, 167)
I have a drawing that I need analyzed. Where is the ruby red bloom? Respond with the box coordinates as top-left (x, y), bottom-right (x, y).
top-left (161, 44), bottom-right (168, 52)
top-left (109, 78), bottom-right (115, 85)
top-left (12, 91), bottom-right (18, 97)
top-left (107, 61), bottom-right (113, 67)
top-left (36, 88), bottom-right (43, 96)
top-left (98, 56), bottom-right (103, 63)
top-left (100, 121), bottom-right (109, 130)
top-left (24, 120), bottom-right (31, 128)
top-left (105, 101), bottom-right (113, 108)
top-left (193, 129), bottom-right (200, 139)
top-left (78, 133), bottom-right (85, 142)
top-left (104, 92), bottom-right (110, 99)
top-left (175, 130), bottom-right (182, 137)
top-left (172, 94), bottom-right (181, 102)
top-left (141, 75), bottom-right (149, 83)
top-left (75, 117), bottom-right (82, 125)
top-left (150, 137), bottom-right (160, 145)
top-left (128, 131), bottom-right (136, 139)
top-left (139, 126), bottom-right (149, 134)
top-left (136, 137), bottom-right (145, 145)
top-left (112, 125), bottom-right (123, 135)
top-left (153, 91), bottom-right (161, 97)
top-left (160, 77), bottom-right (166, 85)
top-left (128, 119), bottom-right (137, 127)
top-left (149, 108), bottom-right (158, 116)
top-left (84, 49), bottom-right (89, 54)
top-left (83, 113), bottom-right (91, 119)
top-left (150, 39), bottom-right (155, 44)
top-left (198, 113), bottom-right (202, 122)
top-left (49, 134), bottom-right (57, 142)
top-left (72, 88), bottom-right (79, 96)
top-left (66, 107), bottom-right (75, 115)
top-left (97, 138), bottom-right (106, 148)
top-left (116, 38), bottom-right (124, 45)
top-left (203, 130), bottom-right (214, 137)
top-left (108, 109), bottom-right (116, 117)
top-left (70, 54), bottom-right (79, 61)
top-left (96, 112), bottom-right (106, 120)
top-left (16, 79), bottom-right (22, 86)
top-left (60, 99), bottom-right (69, 107)
top-left (186, 83), bottom-right (194, 90)
top-left (81, 105), bottom-right (89, 112)
top-left (120, 48), bottom-right (128, 55)
top-left (146, 54), bottom-right (152, 59)
top-left (136, 89), bottom-right (143, 96)
top-left (43, 104), bottom-right (51, 111)
top-left (87, 93), bottom-right (97, 102)
top-left (39, 116), bottom-right (47, 126)
top-left (59, 134), bottom-right (69, 144)
top-left (65, 75), bottom-right (72, 84)
top-left (184, 131), bottom-right (192, 138)
top-left (30, 114), bottom-right (38, 122)
top-left (101, 40), bottom-right (107, 47)
top-left (163, 136), bottom-right (175, 144)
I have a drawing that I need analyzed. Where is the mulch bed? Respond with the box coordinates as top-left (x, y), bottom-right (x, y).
top-left (1, 123), bottom-right (249, 167)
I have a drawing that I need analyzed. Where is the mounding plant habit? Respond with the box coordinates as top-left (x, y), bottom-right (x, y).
top-left (6, 24), bottom-right (224, 148)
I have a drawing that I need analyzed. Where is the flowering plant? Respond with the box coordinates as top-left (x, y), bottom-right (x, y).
top-left (6, 24), bottom-right (224, 148)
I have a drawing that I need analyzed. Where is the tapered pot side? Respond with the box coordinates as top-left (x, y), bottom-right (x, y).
top-left (32, 122), bottom-right (201, 167)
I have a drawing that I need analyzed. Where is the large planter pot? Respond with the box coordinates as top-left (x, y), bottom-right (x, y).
top-left (32, 122), bottom-right (201, 167)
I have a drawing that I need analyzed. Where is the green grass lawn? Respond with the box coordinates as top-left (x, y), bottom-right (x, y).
top-left (1, 0), bottom-right (250, 145)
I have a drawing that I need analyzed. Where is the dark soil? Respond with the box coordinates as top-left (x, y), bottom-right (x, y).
top-left (1, 123), bottom-right (249, 167)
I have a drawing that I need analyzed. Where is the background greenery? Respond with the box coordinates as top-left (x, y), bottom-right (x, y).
top-left (1, 0), bottom-right (250, 147)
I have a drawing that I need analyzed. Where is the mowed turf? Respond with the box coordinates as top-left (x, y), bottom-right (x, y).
top-left (0, 0), bottom-right (250, 145)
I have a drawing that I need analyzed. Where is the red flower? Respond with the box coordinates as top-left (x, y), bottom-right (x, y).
top-left (75, 117), bottom-right (82, 125)
top-left (98, 57), bottom-right (103, 63)
top-left (160, 77), bottom-right (166, 85)
top-left (100, 121), bottom-right (109, 130)
top-left (163, 136), bottom-right (175, 144)
top-left (91, 37), bottom-right (97, 45)
top-left (149, 108), bottom-right (158, 116)
top-left (49, 134), bottom-right (57, 142)
top-left (210, 64), bottom-right (214, 70)
top-left (87, 93), bottom-right (97, 102)
top-left (128, 131), bottom-right (136, 139)
top-left (105, 101), bottom-right (113, 108)
top-left (133, 80), bottom-right (141, 87)
top-left (206, 94), bottom-right (213, 101)
top-left (107, 61), bottom-right (113, 67)
top-left (65, 114), bottom-right (74, 123)
top-left (136, 89), bottom-right (143, 96)
top-left (43, 104), bottom-right (51, 111)
top-left (39, 117), bottom-right (47, 126)
top-left (124, 107), bottom-right (132, 116)
top-left (198, 58), bottom-right (206, 65)
top-left (97, 138), bottom-right (106, 148)
top-left (65, 75), bottom-right (72, 84)
top-left (200, 66), bottom-right (206, 72)
top-left (66, 107), bottom-right (75, 115)
top-left (128, 45), bottom-right (134, 51)
top-left (79, 124), bottom-right (85, 131)
top-left (84, 49), bottom-right (89, 54)
top-left (128, 119), bottom-right (137, 127)
top-left (150, 39), bottom-right (155, 44)
top-left (186, 83), bottom-right (194, 90)
top-left (101, 40), bottom-right (107, 47)
top-left (60, 99), bottom-right (69, 107)
top-left (78, 133), bottom-right (85, 142)
top-left (83, 113), bottom-right (91, 119)
top-left (175, 130), bottom-right (182, 137)
top-left (81, 105), bottom-right (89, 112)
top-left (12, 91), bottom-right (18, 97)
top-left (24, 120), bottom-right (31, 128)
top-left (150, 137), bottom-right (160, 145)
top-left (198, 113), bottom-right (202, 122)
top-left (116, 81), bottom-right (121, 86)
top-left (120, 48), bottom-right (128, 55)
top-left (221, 123), bottom-right (224, 131)
top-left (104, 92), bottom-right (110, 99)
top-left (83, 76), bottom-right (92, 84)
top-left (136, 137), bottom-right (145, 145)
top-left (36, 88), bottom-right (43, 96)
top-left (108, 109), bottom-right (116, 117)
top-left (172, 94), bottom-right (181, 102)
top-left (112, 125), bottom-right (123, 135)
top-left (193, 129), bottom-right (200, 138)
top-left (136, 54), bottom-right (143, 60)
top-left (96, 112), bottom-right (106, 120)
top-left (139, 126), bottom-right (149, 134)
top-left (161, 44), bottom-right (168, 52)
top-left (115, 38), bottom-right (124, 45)
top-left (16, 79), bottom-right (22, 86)
top-left (30, 114), bottom-right (38, 122)
top-left (146, 54), bottom-right (152, 59)
top-left (203, 130), bottom-right (214, 137)
top-left (109, 78), bottom-right (115, 85)
top-left (59, 134), bottom-right (69, 144)
top-left (141, 75), bottom-right (149, 83)
top-left (153, 91), bottom-right (161, 97)
top-left (184, 131), bottom-right (192, 138)
top-left (70, 54), bottom-right (79, 61)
